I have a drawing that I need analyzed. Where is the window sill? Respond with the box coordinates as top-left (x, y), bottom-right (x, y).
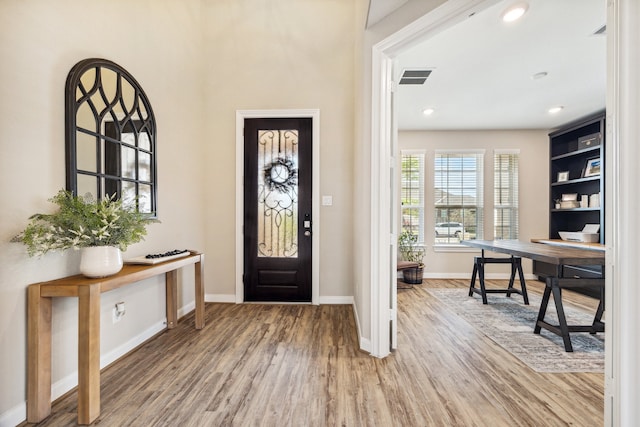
top-left (433, 244), bottom-right (480, 253)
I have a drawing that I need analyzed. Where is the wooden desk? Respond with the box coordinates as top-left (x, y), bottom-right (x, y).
top-left (460, 240), bottom-right (604, 352)
top-left (27, 252), bottom-right (205, 425)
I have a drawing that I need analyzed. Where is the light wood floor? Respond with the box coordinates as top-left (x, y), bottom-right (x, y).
top-left (26, 279), bottom-right (604, 426)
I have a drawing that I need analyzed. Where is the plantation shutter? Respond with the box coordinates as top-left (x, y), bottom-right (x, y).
top-left (494, 150), bottom-right (519, 239)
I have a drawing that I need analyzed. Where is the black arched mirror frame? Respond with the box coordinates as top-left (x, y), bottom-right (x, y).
top-left (65, 58), bottom-right (157, 216)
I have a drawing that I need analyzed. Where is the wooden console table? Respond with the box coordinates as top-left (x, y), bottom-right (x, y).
top-left (27, 251), bottom-right (205, 425)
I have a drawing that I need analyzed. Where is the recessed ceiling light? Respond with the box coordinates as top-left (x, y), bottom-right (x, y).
top-left (531, 71), bottom-right (548, 80)
top-left (501, 2), bottom-right (529, 23)
top-left (548, 106), bottom-right (564, 114)
top-left (423, 108), bottom-right (435, 116)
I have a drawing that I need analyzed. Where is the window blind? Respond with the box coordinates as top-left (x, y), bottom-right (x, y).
top-left (401, 151), bottom-right (425, 242)
top-left (434, 150), bottom-right (484, 243)
top-left (494, 150), bottom-right (519, 239)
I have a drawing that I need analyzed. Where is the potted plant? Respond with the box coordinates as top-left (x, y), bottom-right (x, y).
top-left (12, 190), bottom-right (158, 277)
top-left (398, 230), bottom-right (425, 284)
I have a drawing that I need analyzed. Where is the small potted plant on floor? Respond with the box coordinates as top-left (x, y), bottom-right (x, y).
top-left (12, 190), bottom-right (158, 277)
top-left (398, 230), bottom-right (425, 284)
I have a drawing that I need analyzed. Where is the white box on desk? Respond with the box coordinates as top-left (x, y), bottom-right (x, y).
top-left (559, 224), bottom-right (600, 243)
top-left (558, 232), bottom-right (600, 243)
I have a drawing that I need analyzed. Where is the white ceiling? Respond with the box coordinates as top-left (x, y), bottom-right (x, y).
top-left (372, 0), bottom-right (607, 131)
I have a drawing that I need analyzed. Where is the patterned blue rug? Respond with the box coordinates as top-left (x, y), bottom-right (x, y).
top-left (426, 288), bottom-right (604, 373)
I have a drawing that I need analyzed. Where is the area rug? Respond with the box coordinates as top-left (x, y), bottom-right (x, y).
top-left (425, 288), bottom-right (604, 373)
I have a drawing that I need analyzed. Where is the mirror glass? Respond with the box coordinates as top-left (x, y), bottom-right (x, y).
top-left (65, 58), bottom-right (157, 216)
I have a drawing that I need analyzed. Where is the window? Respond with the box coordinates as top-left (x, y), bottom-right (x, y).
top-left (400, 151), bottom-right (425, 242)
top-left (494, 150), bottom-right (519, 239)
top-left (434, 150), bottom-right (484, 244)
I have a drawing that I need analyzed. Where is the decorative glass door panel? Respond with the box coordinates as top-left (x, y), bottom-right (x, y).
top-left (257, 129), bottom-right (299, 258)
top-left (244, 118), bottom-right (312, 302)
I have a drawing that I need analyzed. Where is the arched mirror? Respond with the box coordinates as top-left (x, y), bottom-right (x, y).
top-left (65, 58), bottom-right (157, 216)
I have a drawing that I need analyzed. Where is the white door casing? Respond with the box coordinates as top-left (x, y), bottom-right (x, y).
top-left (236, 109), bottom-right (320, 305)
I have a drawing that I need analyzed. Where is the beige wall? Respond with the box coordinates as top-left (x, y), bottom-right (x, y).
top-left (201, 0), bottom-right (356, 300)
top-left (353, 0), bottom-right (447, 350)
top-left (0, 0), bottom-right (208, 419)
top-left (0, 0), bottom-right (547, 421)
top-left (399, 130), bottom-right (549, 277)
top-left (0, 0), bottom-right (359, 422)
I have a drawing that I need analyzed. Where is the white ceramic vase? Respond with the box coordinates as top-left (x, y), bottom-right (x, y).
top-left (80, 246), bottom-right (123, 278)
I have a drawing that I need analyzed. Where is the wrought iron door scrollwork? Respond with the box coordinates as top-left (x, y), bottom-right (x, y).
top-left (257, 130), bottom-right (299, 258)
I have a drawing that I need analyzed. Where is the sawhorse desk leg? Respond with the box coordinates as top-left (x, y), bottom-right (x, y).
top-left (534, 276), bottom-right (605, 352)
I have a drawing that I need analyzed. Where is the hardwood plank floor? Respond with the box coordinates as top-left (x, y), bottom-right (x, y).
top-left (26, 279), bottom-right (603, 426)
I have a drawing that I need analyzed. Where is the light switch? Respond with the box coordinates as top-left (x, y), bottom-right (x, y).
top-left (322, 196), bottom-right (333, 206)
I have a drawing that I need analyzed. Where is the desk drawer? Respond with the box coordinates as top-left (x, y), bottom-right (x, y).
top-left (563, 265), bottom-right (603, 279)
top-left (533, 262), bottom-right (603, 299)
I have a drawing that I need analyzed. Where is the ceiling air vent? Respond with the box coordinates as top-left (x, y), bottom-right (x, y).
top-left (399, 69), bottom-right (432, 85)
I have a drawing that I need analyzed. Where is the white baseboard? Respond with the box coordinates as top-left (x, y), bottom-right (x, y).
top-left (318, 296), bottom-right (354, 304)
top-left (178, 301), bottom-right (195, 317)
top-left (351, 301), bottom-right (371, 353)
top-left (51, 319), bottom-right (167, 402)
top-left (421, 272), bottom-right (538, 280)
top-left (1, 302), bottom-right (197, 427)
top-left (0, 402), bottom-right (25, 427)
top-left (205, 293), bottom-right (236, 303)
top-left (205, 294), bottom-right (356, 305)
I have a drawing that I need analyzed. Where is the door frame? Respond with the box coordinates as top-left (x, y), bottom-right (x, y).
top-left (370, 0), bottom-right (502, 359)
top-left (372, 0), bottom-right (633, 424)
top-left (236, 109), bottom-right (320, 304)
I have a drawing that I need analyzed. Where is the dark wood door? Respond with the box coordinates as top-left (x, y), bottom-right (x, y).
top-left (243, 118), bottom-right (312, 302)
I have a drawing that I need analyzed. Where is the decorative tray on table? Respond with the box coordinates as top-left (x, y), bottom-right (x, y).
top-left (124, 249), bottom-right (191, 265)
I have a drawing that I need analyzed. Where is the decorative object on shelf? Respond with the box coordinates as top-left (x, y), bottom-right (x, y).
top-left (559, 193), bottom-right (579, 209)
top-left (560, 201), bottom-right (580, 209)
top-left (589, 193), bottom-right (600, 208)
top-left (577, 132), bottom-right (601, 150)
top-left (583, 157), bottom-right (601, 177)
top-left (398, 230), bottom-right (425, 284)
top-left (11, 190), bottom-right (158, 276)
top-left (557, 171), bottom-right (570, 182)
top-left (580, 194), bottom-right (589, 208)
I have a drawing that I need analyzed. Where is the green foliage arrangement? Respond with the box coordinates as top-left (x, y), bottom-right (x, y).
top-left (12, 190), bottom-right (158, 256)
top-left (398, 230), bottom-right (425, 266)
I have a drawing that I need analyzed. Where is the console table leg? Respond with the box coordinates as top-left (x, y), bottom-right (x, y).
top-left (195, 255), bottom-right (205, 329)
top-left (27, 285), bottom-right (52, 423)
top-left (166, 270), bottom-right (178, 329)
top-left (77, 284), bottom-right (101, 425)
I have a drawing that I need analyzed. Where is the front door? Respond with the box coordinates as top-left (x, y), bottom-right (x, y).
top-left (243, 118), bottom-right (312, 302)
